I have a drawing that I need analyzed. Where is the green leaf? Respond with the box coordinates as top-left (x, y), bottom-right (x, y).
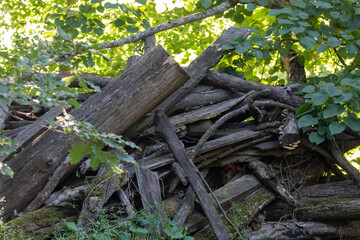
top-left (114, 19), bottom-right (125, 27)
top-left (301, 85), bottom-right (315, 93)
top-left (141, 19), bottom-right (151, 29)
top-left (320, 24), bottom-right (336, 37)
top-left (316, 44), bottom-right (328, 53)
top-left (298, 114), bottom-right (319, 129)
top-left (66, 18), bottom-right (81, 28)
top-left (68, 99), bottom-right (80, 108)
top-left (97, 5), bottom-right (105, 12)
top-left (325, 86), bottom-right (343, 97)
top-left (135, 0), bottom-right (147, 5)
top-left (221, 43), bottom-right (235, 50)
top-left (329, 121), bottom-right (345, 135)
top-left (126, 25), bottom-right (139, 33)
top-left (69, 142), bottom-right (88, 164)
top-left (292, 0), bottom-right (306, 8)
top-left (344, 114), bottom-right (360, 131)
top-left (299, 37), bottom-right (316, 49)
top-left (117, 151), bottom-right (136, 164)
top-left (64, 221), bottom-right (81, 232)
top-left (309, 131), bottom-right (325, 144)
top-left (247, 3), bottom-right (257, 11)
top-left (328, 37), bottom-right (342, 47)
top-left (254, 50), bottom-right (263, 59)
top-left (308, 31), bottom-right (323, 41)
top-left (129, 227), bottom-right (149, 234)
top-left (297, 11), bottom-right (308, 19)
top-left (296, 103), bottom-right (312, 117)
top-left (311, 92), bottom-right (328, 105)
top-left (256, 0), bottom-right (268, 6)
top-left (93, 27), bottom-right (104, 36)
top-left (57, 26), bottom-right (71, 40)
top-left (330, 11), bottom-right (340, 18)
top-left (104, 2), bottom-right (118, 8)
top-left (322, 104), bottom-right (345, 118)
top-left (236, 44), bottom-right (250, 54)
top-left (278, 19), bottom-right (294, 25)
top-left (79, 4), bottom-right (93, 13)
top-left (346, 43), bottom-right (358, 54)
top-left (355, 8), bottom-right (360, 15)
top-left (68, 29), bottom-right (79, 39)
top-left (268, 9), bottom-right (282, 16)
top-left (291, 26), bottom-right (305, 34)
top-left (1, 163), bottom-right (14, 178)
top-left (311, 1), bottom-right (332, 9)
top-left (201, 0), bottom-right (212, 9)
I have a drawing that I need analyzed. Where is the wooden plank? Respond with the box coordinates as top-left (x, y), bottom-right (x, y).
top-left (154, 110), bottom-right (231, 240)
top-left (0, 45), bottom-right (189, 221)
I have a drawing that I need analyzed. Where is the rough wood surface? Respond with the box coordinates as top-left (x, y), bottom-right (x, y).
top-left (0, 45), bottom-right (189, 221)
top-left (204, 71), bottom-right (303, 107)
top-left (154, 110), bottom-right (231, 240)
top-left (248, 220), bottom-right (360, 240)
top-left (157, 27), bottom-right (251, 113)
top-left (248, 160), bottom-right (297, 207)
top-left (174, 187), bottom-right (196, 227)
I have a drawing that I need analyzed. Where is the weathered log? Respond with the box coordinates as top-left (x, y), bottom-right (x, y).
top-left (298, 180), bottom-right (360, 200)
top-left (248, 160), bottom-right (297, 207)
top-left (0, 45), bottom-right (189, 221)
top-left (154, 110), bottom-right (231, 240)
top-left (0, 105), bottom-right (69, 162)
top-left (135, 167), bottom-right (164, 238)
top-left (117, 188), bottom-right (135, 217)
top-left (248, 220), bottom-right (360, 240)
top-left (135, 167), bottom-right (163, 214)
top-left (279, 111), bottom-right (300, 149)
top-left (266, 197), bottom-right (360, 221)
top-left (124, 26), bottom-right (251, 138)
top-left (170, 85), bottom-right (238, 113)
top-left (204, 71), bottom-right (303, 107)
top-left (45, 185), bottom-right (90, 207)
top-left (174, 187), bottom-right (196, 227)
top-left (140, 129), bottom-right (262, 170)
top-left (157, 27), bottom-right (251, 113)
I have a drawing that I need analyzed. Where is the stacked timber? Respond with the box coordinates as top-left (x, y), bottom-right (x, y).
top-left (1, 26), bottom-right (360, 239)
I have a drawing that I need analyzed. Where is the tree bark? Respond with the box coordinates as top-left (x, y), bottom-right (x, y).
top-left (0, 45), bottom-right (189, 221)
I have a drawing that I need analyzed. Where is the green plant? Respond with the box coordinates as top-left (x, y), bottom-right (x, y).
top-left (53, 207), bottom-right (193, 240)
top-left (220, 0), bottom-right (360, 144)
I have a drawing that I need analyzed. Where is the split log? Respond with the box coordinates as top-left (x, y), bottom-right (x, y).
top-left (117, 188), bottom-right (135, 217)
top-left (204, 71), bottom-right (303, 107)
top-left (0, 45), bottom-right (189, 221)
top-left (124, 26), bottom-right (251, 138)
top-left (248, 220), bottom-right (360, 240)
top-left (154, 110), bottom-right (231, 240)
top-left (157, 27), bottom-right (251, 113)
top-left (279, 111), bottom-right (300, 149)
top-left (134, 167), bottom-right (164, 238)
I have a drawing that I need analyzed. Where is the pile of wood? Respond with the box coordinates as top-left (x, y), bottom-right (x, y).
top-left (2, 26), bottom-right (360, 239)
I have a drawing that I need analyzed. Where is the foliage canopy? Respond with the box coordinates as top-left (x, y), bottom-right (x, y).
top-left (1, 0), bottom-right (360, 176)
